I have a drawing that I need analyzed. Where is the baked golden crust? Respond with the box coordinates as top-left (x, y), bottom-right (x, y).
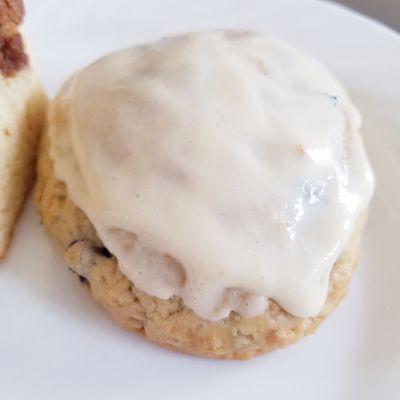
top-left (0, 0), bottom-right (28, 76)
top-left (0, 0), bottom-right (24, 27)
top-left (35, 132), bottom-right (365, 359)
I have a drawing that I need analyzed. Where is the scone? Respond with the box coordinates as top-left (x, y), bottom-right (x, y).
top-left (35, 31), bottom-right (374, 359)
top-left (0, 0), bottom-right (46, 258)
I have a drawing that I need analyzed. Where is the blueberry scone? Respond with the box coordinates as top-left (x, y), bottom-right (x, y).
top-left (35, 31), bottom-right (374, 359)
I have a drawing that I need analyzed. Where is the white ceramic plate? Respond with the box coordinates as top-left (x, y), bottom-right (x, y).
top-left (1, 1), bottom-right (399, 399)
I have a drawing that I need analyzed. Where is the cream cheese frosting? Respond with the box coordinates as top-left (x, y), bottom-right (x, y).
top-left (49, 31), bottom-right (375, 321)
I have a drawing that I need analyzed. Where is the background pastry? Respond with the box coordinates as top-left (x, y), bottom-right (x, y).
top-left (0, 0), bottom-right (46, 259)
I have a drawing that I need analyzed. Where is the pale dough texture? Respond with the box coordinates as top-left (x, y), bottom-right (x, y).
top-left (0, 69), bottom-right (46, 259)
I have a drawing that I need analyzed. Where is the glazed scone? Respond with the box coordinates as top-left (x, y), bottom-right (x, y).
top-left (0, 0), bottom-right (47, 258)
top-left (35, 31), bottom-right (374, 358)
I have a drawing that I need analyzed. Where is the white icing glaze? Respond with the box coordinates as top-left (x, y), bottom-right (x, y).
top-left (49, 31), bottom-right (374, 321)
